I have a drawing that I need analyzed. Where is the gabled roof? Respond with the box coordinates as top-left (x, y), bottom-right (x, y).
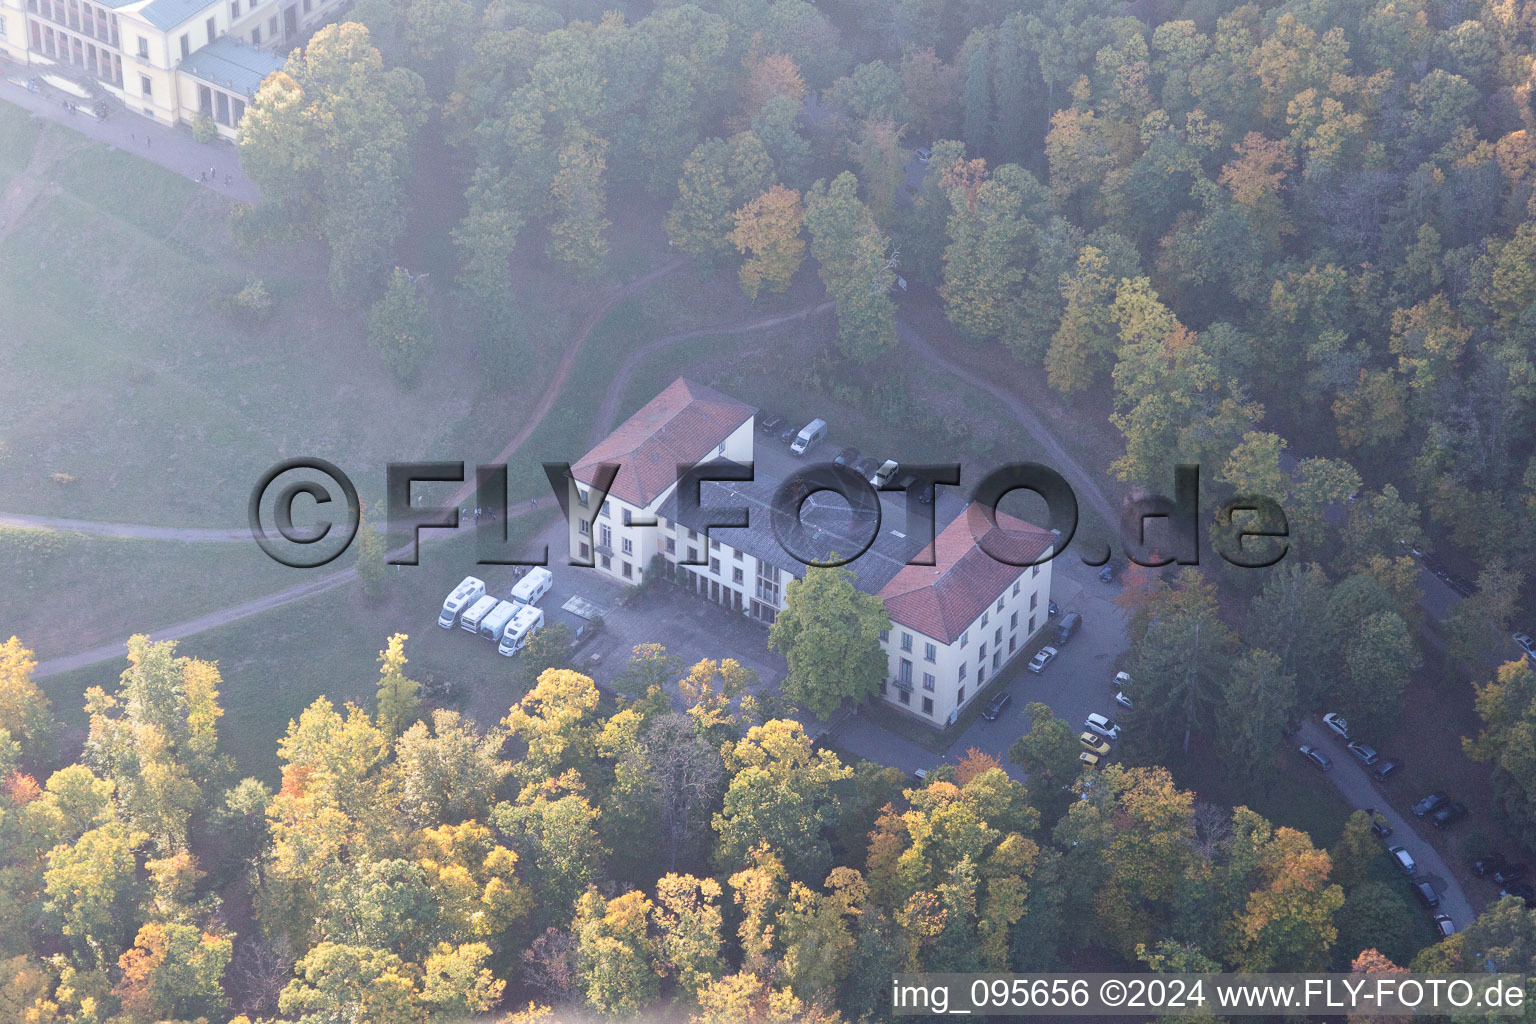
top-left (131, 0), bottom-right (218, 30)
top-left (878, 504), bottom-right (1055, 644)
top-left (179, 35), bottom-right (286, 96)
top-left (573, 378), bottom-right (754, 509)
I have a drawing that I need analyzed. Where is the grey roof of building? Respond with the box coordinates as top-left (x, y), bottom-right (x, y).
top-left (656, 459), bottom-right (971, 597)
top-left (134, 0), bottom-right (218, 30)
top-left (178, 35), bottom-right (286, 95)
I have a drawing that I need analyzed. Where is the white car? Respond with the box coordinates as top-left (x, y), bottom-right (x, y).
top-left (1388, 845), bottom-right (1416, 875)
top-left (1113, 671), bottom-right (1131, 691)
top-left (1433, 914), bottom-right (1456, 938)
top-left (1028, 647), bottom-right (1058, 674)
top-left (1114, 691), bottom-right (1133, 710)
top-left (1516, 633), bottom-right (1536, 661)
top-left (1322, 712), bottom-right (1350, 740)
top-left (1085, 713), bottom-right (1121, 741)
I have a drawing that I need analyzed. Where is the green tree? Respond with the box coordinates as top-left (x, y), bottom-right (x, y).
top-left (1125, 570), bottom-right (1237, 759)
top-left (573, 888), bottom-right (659, 1016)
top-left (547, 128), bottom-right (611, 275)
top-left (804, 173), bottom-right (898, 362)
top-left (43, 822), bottom-right (143, 967)
top-left (652, 873), bottom-right (725, 996)
top-left (355, 519), bottom-right (388, 598)
top-left (112, 921), bottom-right (232, 1023)
top-left (768, 565), bottom-right (890, 718)
top-left (366, 268), bottom-right (435, 385)
top-left (731, 185), bottom-right (806, 299)
top-left (1215, 650), bottom-right (1296, 788)
top-left (0, 637), bottom-right (54, 771)
top-left (1009, 701), bottom-right (1082, 827)
top-left (1465, 660), bottom-right (1536, 848)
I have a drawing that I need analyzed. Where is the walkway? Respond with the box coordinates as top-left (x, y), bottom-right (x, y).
top-left (1, 83), bottom-right (258, 201)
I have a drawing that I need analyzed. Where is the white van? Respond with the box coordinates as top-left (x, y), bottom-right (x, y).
top-left (790, 418), bottom-right (827, 455)
top-left (510, 566), bottom-right (554, 606)
top-left (459, 594), bottom-right (499, 634)
top-left (438, 576), bottom-right (486, 629)
top-left (479, 600), bottom-right (519, 641)
top-left (871, 459), bottom-right (899, 487)
top-left (498, 605), bottom-right (545, 656)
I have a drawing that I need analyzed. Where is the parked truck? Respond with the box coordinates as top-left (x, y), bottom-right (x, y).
top-left (498, 605), bottom-right (545, 656)
top-left (479, 600), bottom-right (519, 642)
top-left (459, 594), bottom-right (500, 634)
top-left (511, 566), bottom-right (554, 606)
top-left (438, 577), bottom-right (487, 629)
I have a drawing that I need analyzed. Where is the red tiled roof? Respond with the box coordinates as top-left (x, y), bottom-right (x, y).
top-left (573, 378), bottom-right (755, 508)
top-left (878, 504), bottom-right (1056, 644)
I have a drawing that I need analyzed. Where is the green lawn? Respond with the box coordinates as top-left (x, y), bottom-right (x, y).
top-left (0, 102), bottom-right (40, 180)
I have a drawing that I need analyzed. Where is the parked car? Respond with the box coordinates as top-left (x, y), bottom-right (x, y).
top-left (1055, 611), bottom-right (1082, 645)
top-left (852, 456), bottom-right (880, 479)
top-left (1446, 573), bottom-right (1477, 597)
top-left (1413, 879), bottom-right (1440, 909)
top-left (758, 413), bottom-right (786, 436)
top-left (1322, 712), bottom-right (1350, 740)
top-left (1113, 671), bottom-right (1132, 692)
top-left (1114, 691), bottom-right (1134, 710)
top-left (1299, 744), bottom-right (1332, 772)
top-left (1098, 564), bottom-right (1115, 583)
top-left (1080, 731), bottom-right (1111, 757)
top-left (1388, 846), bottom-right (1416, 875)
top-left (1079, 751), bottom-right (1102, 769)
top-left (912, 767), bottom-right (929, 783)
top-left (1433, 914), bottom-right (1456, 938)
top-left (1372, 759), bottom-right (1402, 782)
top-left (1347, 741), bottom-right (1379, 766)
top-left (1516, 632), bottom-right (1536, 660)
top-left (1494, 863), bottom-right (1530, 885)
top-left (1085, 713), bottom-right (1121, 741)
top-left (1474, 854), bottom-right (1510, 878)
top-left (833, 446), bottom-right (859, 467)
top-left (895, 473), bottom-right (919, 493)
top-left (914, 146), bottom-right (932, 163)
top-left (1433, 801), bottom-right (1468, 829)
top-left (1028, 647), bottom-right (1058, 674)
top-left (1047, 600), bottom-right (1060, 618)
top-left (1413, 792), bottom-right (1450, 817)
top-left (981, 691), bottom-right (1013, 722)
top-left (1368, 811), bottom-right (1392, 839)
top-left (870, 459), bottom-right (900, 487)
top-left (1502, 883), bottom-right (1536, 907)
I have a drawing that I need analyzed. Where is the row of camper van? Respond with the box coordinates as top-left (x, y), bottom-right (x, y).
top-left (437, 568), bottom-right (554, 656)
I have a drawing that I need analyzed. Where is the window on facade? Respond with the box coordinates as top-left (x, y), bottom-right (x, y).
top-left (600, 554), bottom-right (611, 569)
top-left (733, 567), bottom-right (744, 584)
top-left (1008, 636), bottom-right (1016, 653)
top-left (600, 500), bottom-right (610, 518)
top-left (923, 672), bottom-right (935, 692)
top-left (622, 562), bottom-right (632, 579)
top-left (899, 659), bottom-right (912, 683)
top-left (1032, 563), bottom-right (1040, 578)
top-left (178, 32), bottom-right (188, 57)
top-left (957, 686), bottom-right (966, 705)
top-left (578, 519), bottom-right (589, 535)
top-left (251, 25), bottom-right (259, 42)
top-left (621, 538), bottom-right (633, 555)
top-left (229, 0), bottom-right (238, 16)
top-left (995, 628), bottom-right (1002, 645)
top-left (1030, 592), bottom-right (1038, 610)
top-left (924, 642), bottom-right (936, 662)
top-left (580, 542), bottom-right (590, 559)
top-left (665, 537), bottom-right (675, 553)
top-left (137, 35), bottom-right (147, 56)
top-left (622, 508), bottom-right (632, 525)
top-left (978, 665), bottom-right (986, 683)
top-left (922, 697), bottom-right (933, 715)
top-left (900, 632), bottom-right (913, 652)
top-left (898, 688), bottom-right (910, 705)
top-left (205, 16), bottom-right (215, 43)
top-left (599, 525), bottom-right (611, 548)
top-left (981, 612), bottom-right (989, 628)
top-left (267, 14), bottom-right (276, 33)
top-left (710, 558), bottom-right (720, 574)
top-left (710, 538), bottom-right (720, 550)
top-left (997, 596), bottom-right (1005, 612)
top-left (577, 489), bottom-right (588, 507)
top-left (960, 630), bottom-right (969, 647)
top-left (959, 664), bottom-right (967, 681)
top-left (1013, 581), bottom-right (1021, 596)
top-left (879, 629), bottom-right (889, 642)
top-left (1011, 611), bottom-right (1019, 628)
top-left (140, 73), bottom-right (151, 95)
top-left (688, 548), bottom-right (697, 563)
top-left (979, 642), bottom-right (987, 659)
top-left (302, 0), bottom-right (310, 11)
top-left (993, 651), bottom-right (1001, 669)
top-left (734, 549), bottom-right (743, 560)
top-left (1028, 614), bottom-right (1036, 634)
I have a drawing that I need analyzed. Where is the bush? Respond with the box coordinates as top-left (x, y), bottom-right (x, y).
top-left (367, 268), bottom-right (436, 385)
top-left (192, 114), bottom-right (219, 143)
top-left (233, 278), bottom-right (273, 324)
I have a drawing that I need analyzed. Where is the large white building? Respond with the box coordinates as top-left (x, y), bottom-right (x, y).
top-left (568, 377), bottom-right (1057, 727)
top-left (0, 0), bottom-right (342, 139)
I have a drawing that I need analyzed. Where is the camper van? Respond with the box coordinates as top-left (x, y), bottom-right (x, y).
top-left (478, 600), bottom-right (519, 642)
top-left (789, 418), bottom-right (827, 455)
top-left (438, 577), bottom-right (487, 629)
top-left (498, 605), bottom-right (546, 656)
top-left (459, 594), bottom-right (500, 634)
top-left (510, 566), bottom-right (554, 606)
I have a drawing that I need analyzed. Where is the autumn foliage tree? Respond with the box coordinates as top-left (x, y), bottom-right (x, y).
top-left (731, 185), bottom-right (806, 298)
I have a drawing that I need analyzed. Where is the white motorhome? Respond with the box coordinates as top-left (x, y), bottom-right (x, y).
top-left (479, 600), bottom-right (519, 642)
top-left (459, 595), bottom-right (500, 634)
top-left (438, 576), bottom-right (487, 629)
top-left (510, 566), bottom-right (554, 606)
top-left (498, 605), bottom-right (545, 656)
top-left (790, 417), bottom-right (827, 455)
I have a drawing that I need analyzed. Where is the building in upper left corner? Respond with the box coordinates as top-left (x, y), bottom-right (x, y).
top-left (0, 0), bottom-right (344, 139)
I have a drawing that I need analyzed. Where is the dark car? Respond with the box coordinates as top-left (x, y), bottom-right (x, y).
top-left (1494, 863), bottom-right (1530, 885)
top-left (1503, 883), bottom-right (1536, 908)
top-left (758, 413), bottom-right (786, 436)
top-left (1369, 812), bottom-right (1393, 839)
top-left (1372, 758), bottom-right (1402, 782)
top-left (1413, 879), bottom-right (1440, 909)
top-left (1432, 802), bottom-right (1468, 830)
top-left (981, 690), bottom-right (1013, 722)
top-left (1299, 744), bottom-right (1332, 772)
top-left (852, 456), bottom-right (880, 479)
top-left (1412, 792), bottom-right (1449, 818)
top-left (1055, 611), bottom-right (1082, 645)
top-left (1048, 599), bottom-right (1060, 618)
top-left (1474, 855), bottom-right (1510, 878)
top-left (1447, 573), bottom-right (1477, 597)
top-left (1347, 741), bottom-right (1379, 766)
top-left (833, 446), bottom-right (859, 467)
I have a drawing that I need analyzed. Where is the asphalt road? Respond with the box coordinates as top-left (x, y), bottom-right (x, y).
top-left (1299, 719), bottom-right (1474, 929)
